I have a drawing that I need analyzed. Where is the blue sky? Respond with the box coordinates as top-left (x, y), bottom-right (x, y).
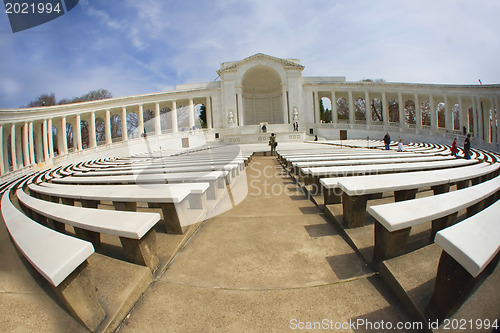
top-left (1, 0), bottom-right (499, 108)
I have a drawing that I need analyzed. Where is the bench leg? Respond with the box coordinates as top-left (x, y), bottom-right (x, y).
top-left (467, 201), bottom-right (484, 218)
top-left (74, 227), bottom-right (101, 249)
top-left (80, 200), bottom-right (99, 209)
top-left (426, 251), bottom-right (476, 321)
top-left (373, 222), bottom-right (411, 262)
top-left (188, 194), bottom-right (204, 209)
top-left (156, 203), bottom-right (183, 234)
top-left (120, 229), bottom-right (159, 273)
top-left (61, 197), bottom-right (75, 206)
top-left (324, 187), bottom-right (341, 205)
top-left (431, 183), bottom-right (450, 195)
top-left (394, 189), bottom-right (418, 202)
top-left (342, 194), bottom-right (370, 228)
top-left (113, 201), bottom-right (137, 212)
top-left (53, 260), bottom-right (105, 332)
top-left (430, 212), bottom-right (458, 241)
top-left (456, 180), bottom-right (469, 190)
top-left (47, 218), bottom-right (66, 233)
top-left (206, 184), bottom-right (216, 200)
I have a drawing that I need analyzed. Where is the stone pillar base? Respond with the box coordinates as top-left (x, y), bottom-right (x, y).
top-left (53, 260), bottom-right (105, 332)
top-left (342, 193), bottom-right (370, 228)
top-left (120, 229), bottom-right (159, 273)
top-left (426, 251), bottom-right (476, 321)
top-left (373, 222), bottom-right (411, 262)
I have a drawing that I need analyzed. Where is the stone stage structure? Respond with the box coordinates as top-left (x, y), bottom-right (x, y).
top-left (0, 53), bottom-right (499, 177)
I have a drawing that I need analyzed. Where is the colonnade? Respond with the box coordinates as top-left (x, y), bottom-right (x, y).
top-left (0, 96), bottom-right (213, 174)
top-left (311, 85), bottom-right (499, 145)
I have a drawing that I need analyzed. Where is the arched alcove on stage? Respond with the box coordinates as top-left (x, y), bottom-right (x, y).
top-left (242, 66), bottom-right (283, 125)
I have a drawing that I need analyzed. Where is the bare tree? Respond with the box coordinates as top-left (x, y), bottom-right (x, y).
top-left (26, 93), bottom-right (56, 107)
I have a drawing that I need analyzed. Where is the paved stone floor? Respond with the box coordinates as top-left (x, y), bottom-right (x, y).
top-left (116, 156), bottom-right (417, 332)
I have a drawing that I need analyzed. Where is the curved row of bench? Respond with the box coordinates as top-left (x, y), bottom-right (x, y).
top-left (278, 140), bottom-right (500, 323)
top-left (0, 144), bottom-right (252, 331)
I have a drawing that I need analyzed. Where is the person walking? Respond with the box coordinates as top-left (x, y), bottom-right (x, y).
top-left (269, 133), bottom-right (277, 156)
top-left (463, 134), bottom-right (471, 160)
top-left (383, 132), bottom-right (391, 150)
top-left (397, 139), bottom-right (404, 152)
top-left (451, 138), bottom-right (459, 158)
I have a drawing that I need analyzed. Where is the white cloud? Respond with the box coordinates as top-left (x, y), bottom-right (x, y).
top-left (1, 0), bottom-right (499, 108)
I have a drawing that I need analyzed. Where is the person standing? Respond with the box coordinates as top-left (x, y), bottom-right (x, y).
top-left (383, 132), bottom-right (391, 150)
top-left (451, 138), bottom-right (459, 158)
top-left (269, 133), bottom-right (277, 156)
top-left (464, 134), bottom-right (471, 160)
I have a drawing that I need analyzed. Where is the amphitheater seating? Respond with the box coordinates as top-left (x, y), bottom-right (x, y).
top-left (50, 171), bottom-right (228, 198)
top-left (426, 200), bottom-right (500, 320)
top-left (16, 187), bottom-right (161, 272)
top-left (302, 158), bottom-right (477, 185)
top-left (368, 175), bottom-right (500, 262)
top-left (1, 186), bottom-right (105, 331)
top-left (27, 182), bottom-right (200, 234)
top-left (320, 162), bottom-right (500, 228)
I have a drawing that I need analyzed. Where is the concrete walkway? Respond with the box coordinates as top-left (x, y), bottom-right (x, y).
top-left (116, 156), bottom-right (416, 332)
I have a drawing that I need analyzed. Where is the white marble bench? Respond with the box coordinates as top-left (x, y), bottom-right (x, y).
top-left (17, 188), bottom-right (161, 272)
top-left (426, 200), bottom-right (500, 320)
top-left (368, 175), bottom-right (500, 261)
top-left (302, 158), bottom-right (477, 185)
top-left (1, 188), bottom-right (105, 331)
top-left (68, 163), bottom-right (241, 181)
top-left (27, 182), bottom-right (203, 234)
top-left (51, 171), bottom-right (228, 199)
top-left (320, 162), bottom-right (500, 228)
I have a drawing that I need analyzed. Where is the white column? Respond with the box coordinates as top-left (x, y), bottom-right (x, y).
top-left (348, 90), bottom-right (354, 127)
top-left (154, 103), bottom-right (161, 135)
top-left (282, 85), bottom-right (288, 124)
top-left (444, 95), bottom-right (453, 131)
top-left (382, 91), bottom-right (388, 128)
top-left (458, 96), bottom-right (465, 134)
top-left (365, 91), bottom-right (371, 126)
top-left (206, 97), bottom-right (213, 129)
top-left (414, 94), bottom-right (422, 130)
top-left (314, 91), bottom-right (320, 123)
top-left (105, 109), bottom-right (112, 144)
top-left (331, 91), bottom-right (338, 123)
top-left (137, 105), bottom-right (144, 136)
top-left (34, 122), bottom-right (42, 162)
top-left (471, 97), bottom-right (478, 136)
top-left (47, 118), bottom-right (54, 158)
top-left (496, 97), bottom-right (500, 144)
top-left (483, 98), bottom-right (490, 142)
top-left (61, 117), bottom-right (68, 154)
top-left (10, 124), bottom-right (17, 170)
top-left (476, 97), bottom-right (483, 140)
top-left (89, 112), bottom-right (96, 148)
top-left (171, 101), bottom-right (178, 133)
top-left (22, 122), bottom-right (30, 166)
top-left (398, 92), bottom-right (404, 128)
top-left (74, 115), bottom-right (82, 151)
top-left (490, 97), bottom-right (497, 144)
top-left (42, 119), bottom-right (49, 160)
top-left (429, 94), bottom-right (437, 131)
top-left (28, 122), bottom-right (35, 163)
top-left (235, 94), bottom-right (243, 126)
top-left (187, 99), bottom-right (195, 129)
top-left (121, 107), bottom-right (128, 141)
top-left (0, 125), bottom-right (4, 174)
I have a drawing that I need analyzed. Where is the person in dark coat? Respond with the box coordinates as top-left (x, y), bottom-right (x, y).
top-left (463, 134), bottom-right (471, 160)
top-left (383, 132), bottom-right (391, 150)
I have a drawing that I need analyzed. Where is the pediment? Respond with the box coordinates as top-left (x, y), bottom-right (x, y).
top-left (218, 53), bottom-right (304, 74)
